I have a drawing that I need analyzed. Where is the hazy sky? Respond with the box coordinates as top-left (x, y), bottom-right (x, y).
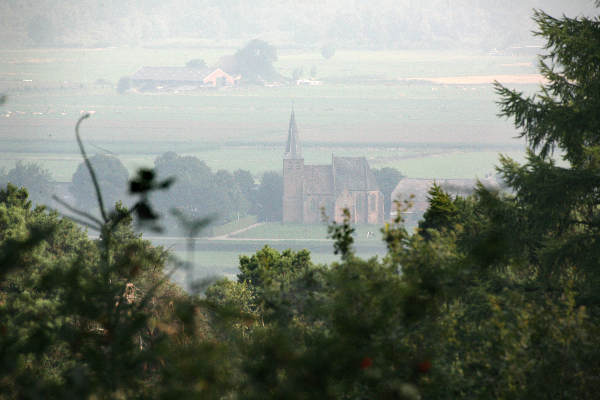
top-left (1, 0), bottom-right (597, 49)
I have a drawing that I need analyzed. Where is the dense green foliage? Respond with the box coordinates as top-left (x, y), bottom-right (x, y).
top-left (152, 152), bottom-right (279, 229)
top-left (220, 39), bottom-right (281, 83)
top-left (418, 183), bottom-right (459, 238)
top-left (255, 171), bottom-right (283, 222)
top-left (69, 152), bottom-right (280, 231)
top-left (2, 7), bottom-right (600, 399)
top-left (0, 184), bottom-right (194, 397)
top-left (233, 169), bottom-right (257, 213)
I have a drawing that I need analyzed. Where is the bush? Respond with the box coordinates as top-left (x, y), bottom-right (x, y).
top-left (117, 76), bottom-right (131, 94)
top-left (321, 44), bottom-right (336, 60)
top-left (186, 58), bottom-right (207, 69)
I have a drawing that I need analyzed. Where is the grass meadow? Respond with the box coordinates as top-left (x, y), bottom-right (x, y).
top-left (169, 247), bottom-right (357, 288)
top-left (230, 222), bottom-right (384, 241)
top-left (170, 237), bottom-right (387, 285)
top-left (0, 47), bottom-right (536, 146)
top-left (0, 46), bottom-right (538, 182)
top-left (149, 220), bottom-right (389, 285)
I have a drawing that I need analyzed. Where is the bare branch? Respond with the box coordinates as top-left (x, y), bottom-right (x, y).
top-left (75, 114), bottom-right (109, 222)
top-left (61, 214), bottom-right (101, 231)
top-left (52, 195), bottom-right (104, 226)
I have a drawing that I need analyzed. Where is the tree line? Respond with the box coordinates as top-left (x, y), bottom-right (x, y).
top-left (2, 152), bottom-right (403, 233)
top-left (1, 152), bottom-right (286, 234)
top-left (3, 0), bottom-right (587, 50)
top-left (1, 8), bottom-right (599, 399)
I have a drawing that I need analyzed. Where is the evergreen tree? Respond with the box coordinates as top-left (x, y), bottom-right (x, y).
top-left (418, 183), bottom-right (458, 239)
top-left (493, 8), bottom-right (600, 302)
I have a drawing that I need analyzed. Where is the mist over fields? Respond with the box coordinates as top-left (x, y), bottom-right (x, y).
top-left (0, 0), bottom-right (594, 49)
top-left (0, 47), bottom-right (531, 182)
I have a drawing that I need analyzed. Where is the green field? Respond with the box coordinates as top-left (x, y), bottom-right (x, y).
top-left (151, 220), bottom-right (390, 286)
top-left (0, 47), bottom-right (537, 279)
top-left (170, 241), bottom-right (386, 287)
top-left (209, 215), bottom-right (257, 237)
top-left (0, 47), bottom-right (535, 147)
top-left (171, 248), bottom-right (350, 278)
top-left (230, 222), bottom-right (384, 241)
top-left (0, 84), bottom-right (523, 146)
top-left (161, 221), bottom-right (389, 287)
top-left (0, 47), bottom-right (538, 183)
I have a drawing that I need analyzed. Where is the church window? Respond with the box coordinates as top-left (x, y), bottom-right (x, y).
top-left (369, 194), bottom-right (376, 212)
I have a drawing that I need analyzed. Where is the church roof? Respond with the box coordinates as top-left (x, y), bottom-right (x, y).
top-left (303, 165), bottom-right (334, 194)
top-left (284, 108), bottom-right (302, 159)
top-left (332, 157), bottom-right (379, 193)
top-left (282, 112), bottom-right (381, 199)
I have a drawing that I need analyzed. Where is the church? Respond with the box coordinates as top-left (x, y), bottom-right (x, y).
top-left (282, 110), bottom-right (384, 224)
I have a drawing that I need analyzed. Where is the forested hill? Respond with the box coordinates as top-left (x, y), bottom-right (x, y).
top-left (0, 0), bottom-right (593, 50)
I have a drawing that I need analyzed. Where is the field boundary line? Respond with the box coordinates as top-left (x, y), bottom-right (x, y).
top-left (210, 222), bottom-right (265, 240)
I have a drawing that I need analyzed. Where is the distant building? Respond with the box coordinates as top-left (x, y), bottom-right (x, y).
top-left (390, 177), bottom-right (501, 225)
top-left (295, 79), bottom-right (323, 86)
top-left (130, 66), bottom-right (238, 90)
top-left (282, 110), bottom-right (384, 224)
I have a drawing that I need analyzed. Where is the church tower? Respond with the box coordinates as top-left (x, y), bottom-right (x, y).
top-left (283, 108), bottom-right (304, 222)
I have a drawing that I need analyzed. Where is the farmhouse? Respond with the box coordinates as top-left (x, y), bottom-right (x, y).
top-left (283, 110), bottom-right (384, 224)
top-left (130, 66), bottom-right (238, 90)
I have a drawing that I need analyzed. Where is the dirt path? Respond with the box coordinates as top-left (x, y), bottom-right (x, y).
top-left (123, 222), bottom-right (267, 242)
top-left (208, 222), bottom-right (266, 240)
top-left (207, 237), bottom-right (333, 242)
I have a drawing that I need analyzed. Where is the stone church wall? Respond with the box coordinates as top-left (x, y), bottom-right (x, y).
top-left (367, 190), bottom-right (384, 224)
top-left (303, 195), bottom-right (335, 223)
top-left (334, 190), bottom-right (355, 223)
top-left (283, 159), bottom-right (304, 223)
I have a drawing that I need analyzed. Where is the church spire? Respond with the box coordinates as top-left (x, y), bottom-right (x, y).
top-left (284, 107), bottom-right (302, 159)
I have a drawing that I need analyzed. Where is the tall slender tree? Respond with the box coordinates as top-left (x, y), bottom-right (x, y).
top-left (493, 8), bottom-right (600, 300)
